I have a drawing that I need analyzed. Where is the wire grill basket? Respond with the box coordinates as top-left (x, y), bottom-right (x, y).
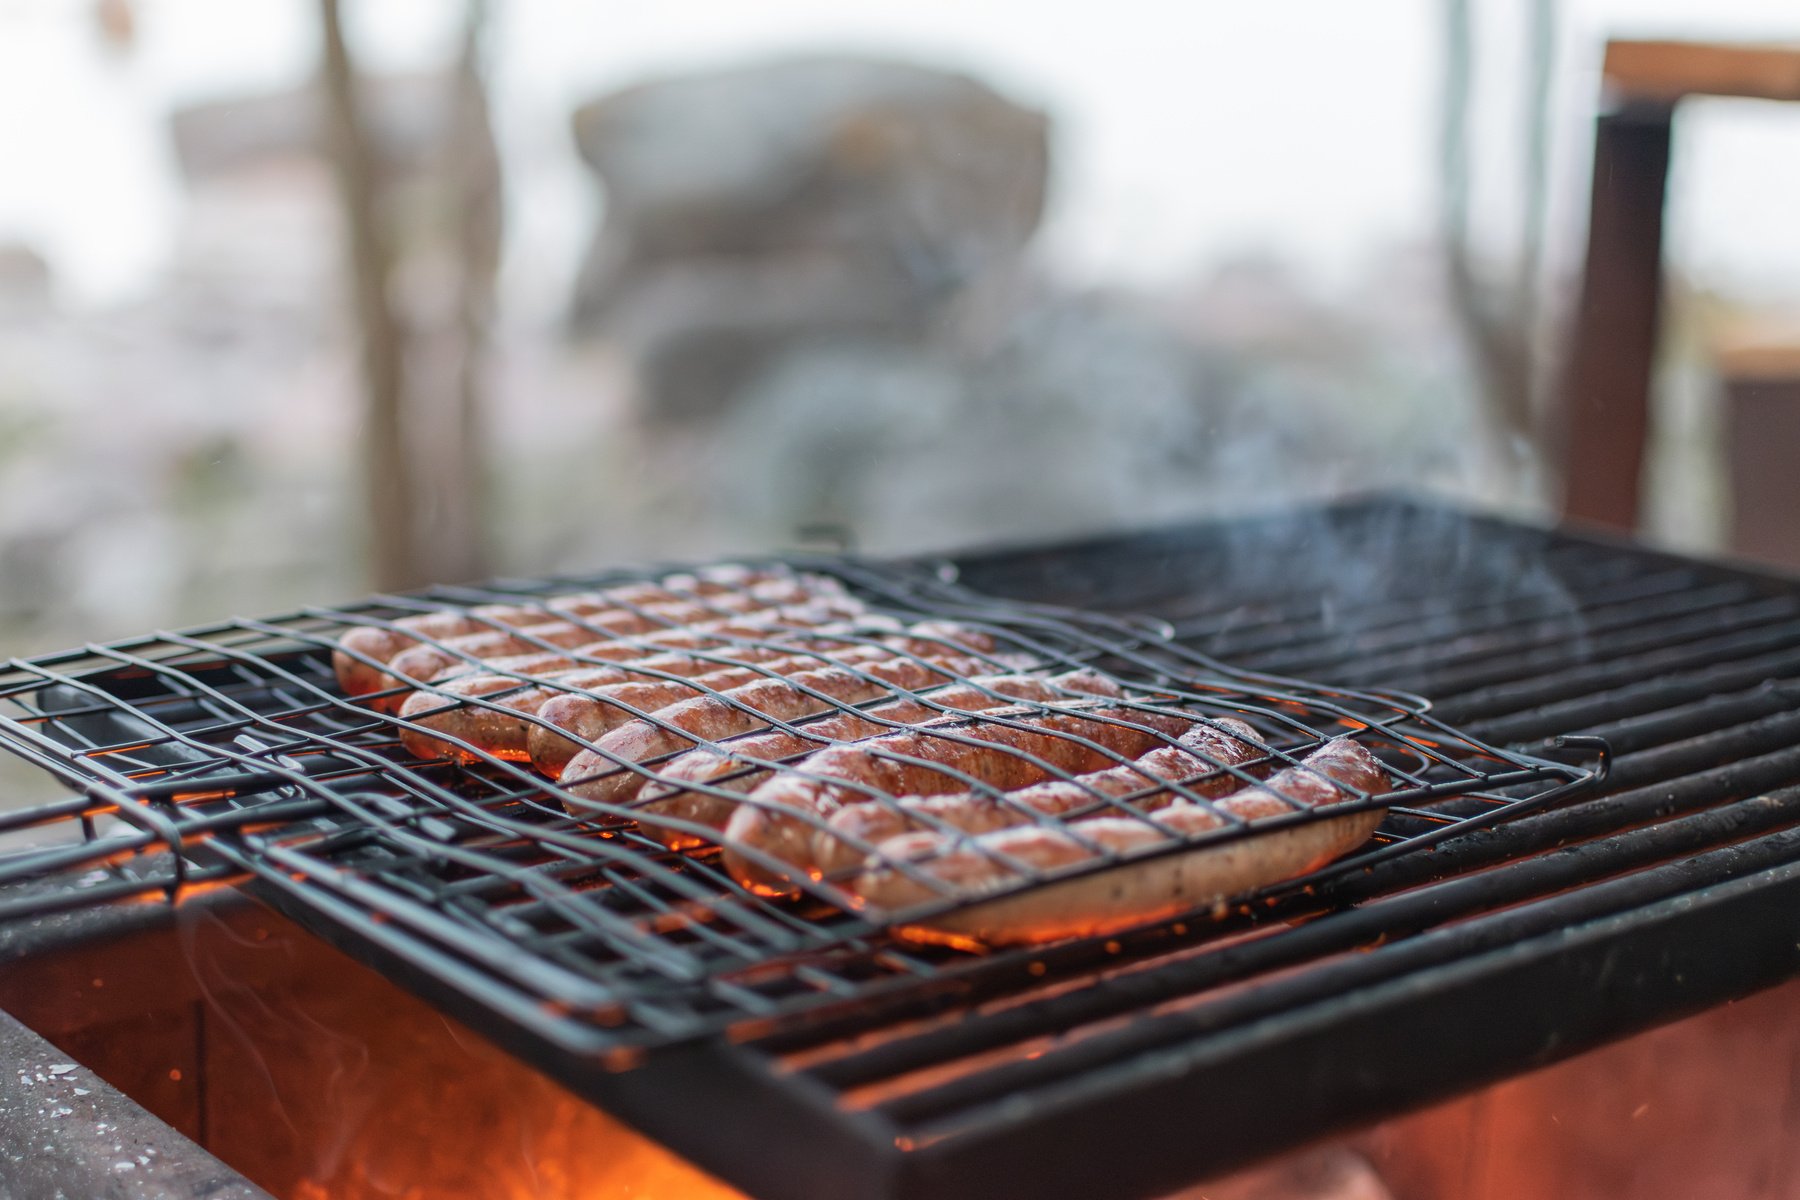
top-left (0, 555), bottom-right (1594, 1057)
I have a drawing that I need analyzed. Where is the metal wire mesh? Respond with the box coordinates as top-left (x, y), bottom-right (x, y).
top-left (0, 555), bottom-right (1593, 1055)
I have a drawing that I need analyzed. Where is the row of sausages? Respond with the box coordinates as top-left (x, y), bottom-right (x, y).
top-left (332, 565), bottom-right (1388, 943)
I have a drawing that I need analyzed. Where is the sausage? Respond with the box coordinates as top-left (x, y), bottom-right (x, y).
top-left (397, 641), bottom-right (905, 765)
top-left (394, 620), bottom-right (1009, 764)
top-left (852, 737), bottom-right (1389, 945)
top-left (809, 717), bottom-right (1263, 877)
top-left (523, 642), bottom-right (948, 777)
top-left (555, 654), bottom-right (1023, 811)
top-left (722, 704), bottom-right (1205, 891)
top-left (581, 658), bottom-right (999, 784)
top-left (335, 606), bottom-right (564, 697)
top-left (422, 616), bottom-right (998, 686)
top-left (418, 626), bottom-right (879, 685)
top-left (379, 592), bottom-right (865, 694)
top-left (623, 670), bottom-right (1125, 849)
top-left (356, 568), bottom-right (818, 664)
top-left (378, 594), bottom-right (872, 697)
top-left (634, 678), bottom-right (1093, 810)
top-left (332, 566), bottom-right (823, 695)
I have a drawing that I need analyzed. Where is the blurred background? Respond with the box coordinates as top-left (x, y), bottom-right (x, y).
top-left (3, 0), bottom-right (1800, 654)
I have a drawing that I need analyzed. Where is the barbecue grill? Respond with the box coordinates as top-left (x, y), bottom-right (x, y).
top-left (5, 496), bottom-right (1800, 1200)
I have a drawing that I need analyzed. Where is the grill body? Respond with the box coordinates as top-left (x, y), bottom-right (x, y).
top-left (7, 497), bottom-right (1800, 1200)
top-left (698, 500), bottom-right (1800, 1200)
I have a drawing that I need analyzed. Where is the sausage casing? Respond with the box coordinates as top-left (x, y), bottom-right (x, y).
top-left (809, 716), bottom-right (1263, 876)
top-left (856, 737), bottom-right (1389, 945)
top-left (624, 670), bottom-right (1125, 850)
top-left (723, 704), bottom-right (1203, 890)
top-left (381, 592), bottom-right (864, 693)
top-left (556, 654), bottom-right (1013, 811)
top-left (395, 623), bottom-right (1006, 764)
top-left (332, 566), bottom-right (825, 696)
top-left (398, 642), bottom-right (907, 764)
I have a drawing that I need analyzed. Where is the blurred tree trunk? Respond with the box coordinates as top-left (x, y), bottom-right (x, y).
top-left (1441, 0), bottom-right (1556, 458)
top-left (318, 0), bottom-right (422, 591)
top-left (317, 0), bottom-right (498, 590)
top-left (441, 0), bottom-right (499, 583)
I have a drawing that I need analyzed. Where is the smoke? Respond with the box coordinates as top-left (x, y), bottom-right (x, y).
top-left (707, 287), bottom-right (1542, 507)
top-left (172, 902), bottom-right (375, 1179)
top-left (693, 277), bottom-right (1583, 661)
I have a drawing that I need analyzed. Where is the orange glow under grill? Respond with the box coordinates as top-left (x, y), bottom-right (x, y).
top-left (0, 903), bottom-right (745, 1199)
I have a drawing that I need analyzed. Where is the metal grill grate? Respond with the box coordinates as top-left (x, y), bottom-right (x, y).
top-left (12, 497), bottom-right (1800, 1200)
top-left (0, 549), bottom-right (1586, 1059)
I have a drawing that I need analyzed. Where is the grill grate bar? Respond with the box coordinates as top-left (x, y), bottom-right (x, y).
top-left (873, 780), bottom-right (1800, 1121)
top-left (1236, 568), bottom-right (1731, 677)
top-left (1512, 680), bottom-right (1799, 757)
top-left (1556, 709), bottom-right (1800, 794)
top-left (1185, 551), bottom-right (1674, 662)
top-left (765, 705), bottom-right (1800, 1079)
top-left (892, 810), bottom-right (1800, 1147)
top-left (1091, 523), bottom-right (1610, 630)
top-left (1345, 594), bottom-right (1800, 697)
top-left (1462, 646), bottom-right (1800, 746)
top-left (1427, 617), bottom-right (1800, 723)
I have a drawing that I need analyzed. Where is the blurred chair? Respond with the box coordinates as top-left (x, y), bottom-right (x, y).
top-left (1561, 39), bottom-right (1800, 531)
top-left (1717, 322), bottom-right (1800, 570)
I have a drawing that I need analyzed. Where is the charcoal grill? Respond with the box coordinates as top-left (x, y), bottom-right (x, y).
top-left (5, 496), bottom-right (1800, 1200)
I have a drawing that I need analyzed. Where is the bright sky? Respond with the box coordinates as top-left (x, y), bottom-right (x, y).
top-left (1, 0), bottom-right (1798, 308)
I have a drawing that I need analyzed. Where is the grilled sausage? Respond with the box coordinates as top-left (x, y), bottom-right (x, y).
top-left (555, 654), bottom-right (1025, 812)
top-left (397, 642), bottom-right (908, 764)
top-left (635, 683), bottom-right (1093, 810)
top-left (395, 618), bottom-right (1006, 764)
top-left (379, 592), bottom-right (865, 694)
top-left (332, 566), bottom-right (821, 696)
top-left (853, 737), bottom-right (1389, 945)
top-left (421, 617), bottom-right (996, 686)
top-left (624, 670), bottom-right (1125, 850)
top-left (523, 643), bottom-right (985, 778)
top-left (809, 717), bottom-right (1263, 877)
top-left (722, 704), bottom-right (1207, 891)
top-left (420, 628), bottom-right (877, 685)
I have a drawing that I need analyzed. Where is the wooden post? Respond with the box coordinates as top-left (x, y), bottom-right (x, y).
top-left (1720, 336), bottom-right (1800, 569)
top-left (1558, 103), bottom-right (1673, 532)
top-left (441, 0), bottom-right (498, 584)
top-left (1557, 41), bottom-right (1800, 532)
top-left (318, 0), bottom-right (423, 592)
